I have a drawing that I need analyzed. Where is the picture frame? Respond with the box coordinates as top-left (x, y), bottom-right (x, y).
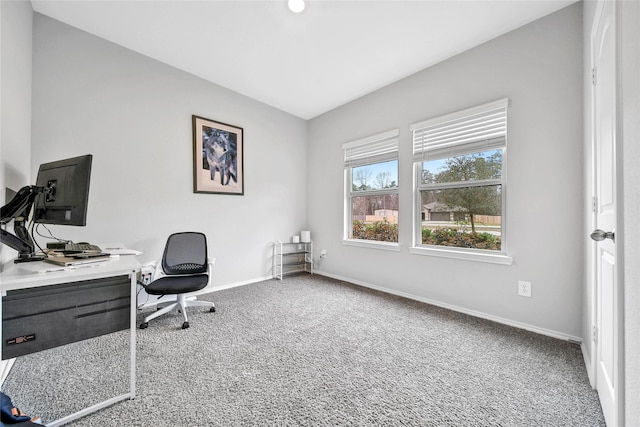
top-left (192, 115), bottom-right (244, 195)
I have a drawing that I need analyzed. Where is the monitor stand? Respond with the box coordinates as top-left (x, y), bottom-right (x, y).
top-left (0, 220), bottom-right (46, 263)
top-left (14, 254), bottom-right (47, 263)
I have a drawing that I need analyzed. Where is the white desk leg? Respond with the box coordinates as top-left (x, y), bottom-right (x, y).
top-left (129, 269), bottom-right (136, 398)
top-left (0, 291), bottom-right (15, 387)
top-left (45, 271), bottom-right (138, 427)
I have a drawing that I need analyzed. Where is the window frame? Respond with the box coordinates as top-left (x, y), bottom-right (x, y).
top-left (410, 99), bottom-right (512, 264)
top-left (343, 129), bottom-right (400, 250)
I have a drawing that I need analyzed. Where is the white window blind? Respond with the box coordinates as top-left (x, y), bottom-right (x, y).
top-left (343, 129), bottom-right (399, 168)
top-left (411, 98), bottom-right (509, 161)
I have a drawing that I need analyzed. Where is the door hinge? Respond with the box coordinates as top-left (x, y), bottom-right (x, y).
top-left (593, 325), bottom-right (598, 343)
top-left (592, 67), bottom-right (597, 86)
top-left (592, 196), bottom-right (598, 213)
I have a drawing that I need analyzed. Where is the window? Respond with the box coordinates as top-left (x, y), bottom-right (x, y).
top-left (411, 99), bottom-right (509, 258)
top-left (343, 129), bottom-right (399, 247)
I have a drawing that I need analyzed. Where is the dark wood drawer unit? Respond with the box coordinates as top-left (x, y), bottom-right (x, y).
top-left (2, 275), bottom-right (130, 359)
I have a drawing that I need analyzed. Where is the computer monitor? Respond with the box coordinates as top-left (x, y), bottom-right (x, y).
top-left (0, 154), bottom-right (93, 262)
top-left (33, 154), bottom-right (93, 226)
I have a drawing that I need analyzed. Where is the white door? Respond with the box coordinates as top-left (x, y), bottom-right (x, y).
top-left (591, 1), bottom-right (619, 425)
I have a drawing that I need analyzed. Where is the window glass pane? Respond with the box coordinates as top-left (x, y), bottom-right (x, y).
top-left (421, 149), bottom-right (502, 185)
top-left (352, 160), bottom-right (398, 191)
top-left (351, 194), bottom-right (398, 243)
top-left (420, 185), bottom-right (502, 250)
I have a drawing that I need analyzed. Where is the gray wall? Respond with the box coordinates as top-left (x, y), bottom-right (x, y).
top-left (0, 0), bottom-right (33, 266)
top-left (307, 3), bottom-right (584, 338)
top-left (29, 13), bottom-right (308, 287)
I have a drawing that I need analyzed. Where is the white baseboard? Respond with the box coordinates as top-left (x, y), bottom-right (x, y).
top-left (316, 271), bottom-right (583, 344)
top-left (202, 275), bottom-right (274, 294)
top-left (137, 275), bottom-right (273, 309)
top-left (140, 270), bottom-right (584, 344)
top-left (581, 342), bottom-right (596, 387)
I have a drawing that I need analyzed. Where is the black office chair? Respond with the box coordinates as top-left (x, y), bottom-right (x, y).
top-left (139, 232), bottom-right (216, 329)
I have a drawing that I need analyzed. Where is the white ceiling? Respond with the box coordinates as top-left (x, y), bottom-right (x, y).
top-left (31, 0), bottom-right (578, 120)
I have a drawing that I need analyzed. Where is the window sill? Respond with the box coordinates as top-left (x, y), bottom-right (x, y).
top-left (409, 246), bottom-right (513, 265)
top-left (342, 239), bottom-right (401, 252)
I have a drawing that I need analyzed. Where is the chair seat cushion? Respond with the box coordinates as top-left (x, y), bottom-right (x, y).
top-left (145, 274), bottom-right (209, 295)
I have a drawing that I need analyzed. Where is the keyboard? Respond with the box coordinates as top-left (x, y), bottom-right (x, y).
top-left (62, 243), bottom-right (102, 253)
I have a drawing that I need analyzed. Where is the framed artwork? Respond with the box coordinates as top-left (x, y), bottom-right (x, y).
top-left (192, 115), bottom-right (244, 195)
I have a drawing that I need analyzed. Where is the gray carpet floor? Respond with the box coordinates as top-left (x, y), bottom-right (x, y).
top-left (2, 275), bottom-right (605, 426)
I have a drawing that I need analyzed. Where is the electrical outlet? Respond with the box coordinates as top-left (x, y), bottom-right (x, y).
top-left (518, 280), bottom-right (532, 297)
top-left (320, 249), bottom-right (327, 259)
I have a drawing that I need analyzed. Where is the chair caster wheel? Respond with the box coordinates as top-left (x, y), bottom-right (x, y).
top-left (182, 321), bottom-right (189, 329)
top-left (210, 307), bottom-right (216, 312)
top-left (140, 322), bottom-right (148, 329)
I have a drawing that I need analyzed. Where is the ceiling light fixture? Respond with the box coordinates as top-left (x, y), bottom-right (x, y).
top-left (288, 0), bottom-right (305, 14)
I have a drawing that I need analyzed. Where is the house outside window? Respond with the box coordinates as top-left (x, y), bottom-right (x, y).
top-left (411, 99), bottom-right (509, 257)
top-left (343, 129), bottom-right (399, 248)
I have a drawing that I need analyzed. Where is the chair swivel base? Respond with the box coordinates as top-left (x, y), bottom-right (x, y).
top-left (139, 294), bottom-right (215, 329)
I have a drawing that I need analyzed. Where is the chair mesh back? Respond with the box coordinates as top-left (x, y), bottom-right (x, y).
top-left (162, 232), bottom-right (208, 275)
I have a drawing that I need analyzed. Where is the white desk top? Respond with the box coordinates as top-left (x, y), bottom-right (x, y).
top-left (0, 256), bottom-right (141, 292)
